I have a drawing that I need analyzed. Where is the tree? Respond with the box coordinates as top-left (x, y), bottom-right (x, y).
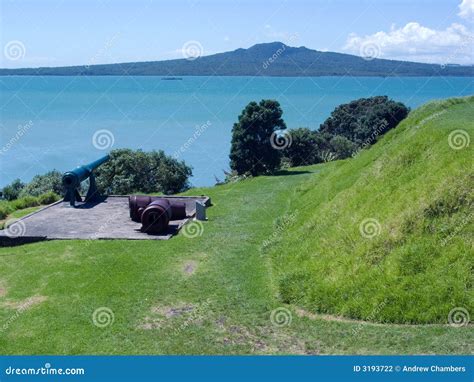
top-left (94, 149), bottom-right (192, 195)
top-left (319, 96), bottom-right (409, 145)
top-left (283, 128), bottom-right (319, 166)
top-left (20, 171), bottom-right (63, 197)
top-left (329, 135), bottom-right (358, 159)
top-left (1, 179), bottom-right (25, 200)
top-left (230, 100), bottom-right (287, 175)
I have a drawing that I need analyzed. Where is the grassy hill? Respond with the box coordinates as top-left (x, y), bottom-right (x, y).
top-left (268, 96), bottom-right (473, 324)
top-left (1, 42), bottom-right (472, 77)
top-left (0, 97), bottom-right (472, 355)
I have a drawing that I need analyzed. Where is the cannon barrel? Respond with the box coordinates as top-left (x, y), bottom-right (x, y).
top-left (140, 199), bottom-right (173, 234)
top-left (129, 195), bottom-right (186, 222)
top-left (62, 155), bottom-right (110, 206)
top-left (62, 155), bottom-right (110, 188)
top-left (128, 195), bottom-right (187, 234)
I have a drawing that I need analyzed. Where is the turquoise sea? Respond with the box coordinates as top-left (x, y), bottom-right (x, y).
top-left (0, 76), bottom-right (472, 187)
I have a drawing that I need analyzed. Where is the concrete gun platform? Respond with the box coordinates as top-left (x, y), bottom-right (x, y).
top-left (0, 195), bottom-right (210, 246)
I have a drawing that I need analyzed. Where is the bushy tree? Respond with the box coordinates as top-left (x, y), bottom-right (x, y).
top-left (20, 171), bottom-right (63, 197)
top-left (329, 135), bottom-right (358, 159)
top-left (94, 149), bottom-right (192, 195)
top-left (1, 179), bottom-right (25, 200)
top-left (230, 99), bottom-right (287, 175)
top-left (319, 96), bottom-right (409, 145)
top-left (283, 128), bottom-right (328, 166)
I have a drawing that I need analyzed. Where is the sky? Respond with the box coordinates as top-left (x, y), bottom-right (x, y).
top-left (0, 0), bottom-right (473, 68)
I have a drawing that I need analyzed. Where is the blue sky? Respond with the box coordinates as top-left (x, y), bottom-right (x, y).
top-left (1, 0), bottom-right (473, 68)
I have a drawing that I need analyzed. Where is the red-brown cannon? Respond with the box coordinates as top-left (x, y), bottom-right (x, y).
top-left (129, 195), bottom-right (186, 234)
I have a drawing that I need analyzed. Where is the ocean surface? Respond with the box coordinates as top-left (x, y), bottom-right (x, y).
top-left (0, 76), bottom-right (472, 188)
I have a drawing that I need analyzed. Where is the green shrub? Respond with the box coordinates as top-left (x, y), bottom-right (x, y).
top-left (95, 149), bottom-right (192, 195)
top-left (0, 192), bottom-right (60, 220)
top-left (0, 201), bottom-right (14, 220)
top-left (38, 191), bottom-right (61, 205)
top-left (20, 170), bottom-right (63, 197)
top-left (319, 96), bottom-right (409, 145)
top-left (11, 195), bottom-right (40, 210)
top-left (283, 128), bottom-right (321, 166)
top-left (1, 179), bottom-right (25, 201)
top-left (329, 135), bottom-right (358, 159)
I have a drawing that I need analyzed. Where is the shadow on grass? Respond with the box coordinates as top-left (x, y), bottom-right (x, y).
top-left (273, 170), bottom-right (314, 176)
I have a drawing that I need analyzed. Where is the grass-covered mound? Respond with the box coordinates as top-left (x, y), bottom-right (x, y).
top-left (0, 97), bottom-right (471, 355)
top-left (268, 96), bottom-right (473, 324)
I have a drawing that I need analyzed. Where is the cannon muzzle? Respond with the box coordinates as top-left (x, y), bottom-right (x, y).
top-left (128, 195), bottom-right (187, 234)
top-left (62, 155), bottom-right (110, 207)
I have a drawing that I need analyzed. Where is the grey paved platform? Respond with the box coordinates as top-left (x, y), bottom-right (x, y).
top-left (0, 195), bottom-right (209, 246)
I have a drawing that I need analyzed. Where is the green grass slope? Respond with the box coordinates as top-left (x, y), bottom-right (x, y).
top-left (269, 96), bottom-right (473, 324)
top-left (0, 97), bottom-right (472, 355)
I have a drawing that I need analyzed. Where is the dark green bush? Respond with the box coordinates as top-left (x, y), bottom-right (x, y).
top-left (329, 135), bottom-right (358, 159)
top-left (1, 179), bottom-right (25, 201)
top-left (282, 97), bottom-right (408, 167)
top-left (230, 99), bottom-right (287, 175)
top-left (319, 96), bottom-right (409, 145)
top-left (95, 149), bottom-right (192, 195)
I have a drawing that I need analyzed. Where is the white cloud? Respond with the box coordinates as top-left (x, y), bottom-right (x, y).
top-left (343, 22), bottom-right (474, 65)
top-left (458, 0), bottom-right (474, 21)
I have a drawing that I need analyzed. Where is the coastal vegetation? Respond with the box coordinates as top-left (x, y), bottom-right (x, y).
top-left (0, 191), bottom-right (59, 222)
top-left (0, 150), bottom-right (192, 211)
top-left (230, 100), bottom-right (287, 175)
top-left (0, 97), bottom-right (472, 354)
top-left (230, 96), bottom-right (409, 174)
top-left (94, 149), bottom-right (192, 195)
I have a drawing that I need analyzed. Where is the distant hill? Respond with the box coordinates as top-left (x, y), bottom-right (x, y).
top-left (1, 42), bottom-right (472, 76)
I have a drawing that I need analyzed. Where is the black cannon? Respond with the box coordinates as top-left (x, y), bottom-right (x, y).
top-left (62, 155), bottom-right (110, 207)
top-left (129, 195), bottom-right (187, 234)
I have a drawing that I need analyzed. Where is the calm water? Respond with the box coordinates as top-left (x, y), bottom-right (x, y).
top-left (0, 76), bottom-right (472, 188)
